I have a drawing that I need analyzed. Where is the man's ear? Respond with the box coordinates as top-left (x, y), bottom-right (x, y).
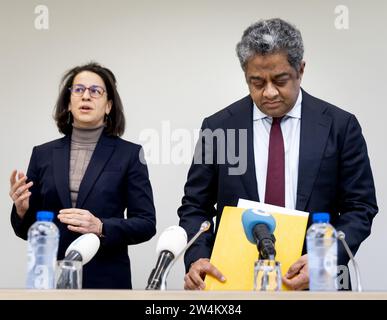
top-left (298, 61), bottom-right (306, 79)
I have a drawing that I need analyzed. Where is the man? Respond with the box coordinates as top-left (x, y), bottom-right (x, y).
top-left (178, 18), bottom-right (378, 290)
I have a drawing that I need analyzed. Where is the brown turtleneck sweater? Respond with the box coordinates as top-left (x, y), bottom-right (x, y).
top-left (69, 125), bottom-right (104, 208)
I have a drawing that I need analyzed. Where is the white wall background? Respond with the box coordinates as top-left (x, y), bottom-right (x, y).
top-left (0, 0), bottom-right (386, 290)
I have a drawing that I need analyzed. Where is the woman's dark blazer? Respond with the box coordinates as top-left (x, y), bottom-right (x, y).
top-left (11, 131), bottom-right (156, 289)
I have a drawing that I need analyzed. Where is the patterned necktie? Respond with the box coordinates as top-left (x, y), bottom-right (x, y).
top-left (265, 117), bottom-right (285, 207)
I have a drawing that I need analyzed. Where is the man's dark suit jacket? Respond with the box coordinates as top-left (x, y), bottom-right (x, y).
top-left (178, 89), bottom-right (378, 271)
top-left (11, 131), bottom-right (156, 289)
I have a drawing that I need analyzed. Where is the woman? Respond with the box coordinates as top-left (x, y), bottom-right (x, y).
top-left (9, 62), bottom-right (156, 289)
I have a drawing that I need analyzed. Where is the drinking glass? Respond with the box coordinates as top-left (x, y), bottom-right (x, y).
top-left (253, 259), bottom-right (281, 291)
top-left (55, 260), bottom-right (82, 289)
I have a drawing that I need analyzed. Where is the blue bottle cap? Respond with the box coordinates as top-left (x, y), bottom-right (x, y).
top-left (312, 212), bottom-right (330, 223)
top-left (36, 211), bottom-right (54, 221)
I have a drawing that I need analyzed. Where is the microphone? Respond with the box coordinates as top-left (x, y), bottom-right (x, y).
top-left (146, 221), bottom-right (211, 290)
top-left (57, 234), bottom-right (100, 289)
top-left (242, 209), bottom-right (276, 260)
top-left (146, 226), bottom-right (187, 290)
top-left (64, 233), bottom-right (100, 265)
top-left (337, 231), bottom-right (362, 292)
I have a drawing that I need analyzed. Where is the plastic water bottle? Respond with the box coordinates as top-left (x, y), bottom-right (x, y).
top-left (306, 212), bottom-right (338, 291)
top-left (26, 211), bottom-right (59, 289)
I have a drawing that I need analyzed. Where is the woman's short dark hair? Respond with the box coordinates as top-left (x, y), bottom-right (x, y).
top-left (54, 62), bottom-right (125, 136)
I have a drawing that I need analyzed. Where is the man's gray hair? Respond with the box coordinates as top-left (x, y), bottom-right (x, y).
top-left (236, 18), bottom-right (304, 72)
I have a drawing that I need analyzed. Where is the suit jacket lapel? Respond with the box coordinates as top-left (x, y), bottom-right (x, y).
top-left (227, 95), bottom-right (259, 202)
top-left (76, 133), bottom-right (116, 208)
top-left (53, 136), bottom-right (72, 208)
top-left (296, 90), bottom-right (332, 211)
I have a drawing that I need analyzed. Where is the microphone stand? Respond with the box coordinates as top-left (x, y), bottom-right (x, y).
top-left (337, 231), bottom-right (362, 292)
top-left (160, 221), bottom-right (211, 290)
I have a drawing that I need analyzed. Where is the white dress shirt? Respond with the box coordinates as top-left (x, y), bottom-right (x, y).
top-left (253, 90), bottom-right (302, 209)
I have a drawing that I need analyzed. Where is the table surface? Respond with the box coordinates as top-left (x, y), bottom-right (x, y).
top-left (0, 290), bottom-right (386, 300)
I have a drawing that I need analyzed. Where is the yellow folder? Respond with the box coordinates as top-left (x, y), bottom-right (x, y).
top-left (205, 204), bottom-right (309, 290)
